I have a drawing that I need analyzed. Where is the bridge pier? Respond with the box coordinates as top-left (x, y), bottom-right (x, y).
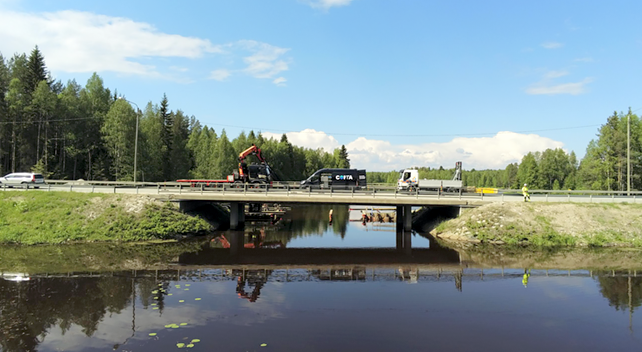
top-left (395, 229), bottom-right (412, 254)
top-left (228, 231), bottom-right (244, 256)
top-left (396, 205), bottom-right (412, 231)
top-left (230, 202), bottom-right (246, 230)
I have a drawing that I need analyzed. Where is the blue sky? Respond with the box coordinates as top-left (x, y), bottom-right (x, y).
top-left (1, 0), bottom-right (641, 171)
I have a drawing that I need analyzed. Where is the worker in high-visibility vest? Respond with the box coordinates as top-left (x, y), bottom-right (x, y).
top-left (522, 269), bottom-right (531, 288)
top-left (522, 183), bottom-right (530, 202)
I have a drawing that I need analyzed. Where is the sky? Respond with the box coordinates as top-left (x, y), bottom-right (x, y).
top-left (1, 0), bottom-right (641, 171)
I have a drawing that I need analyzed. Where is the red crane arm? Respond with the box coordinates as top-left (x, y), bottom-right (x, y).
top-left (238, 144), bottom-right (265, 162)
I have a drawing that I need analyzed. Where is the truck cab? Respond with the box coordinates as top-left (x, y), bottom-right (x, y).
top-left (300, 168), bottom-right (367, 189)
top-left (397, 168), bottom-right (419, 190)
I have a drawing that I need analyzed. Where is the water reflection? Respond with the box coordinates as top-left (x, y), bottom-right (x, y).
top-left (2, 268), bottom-right (642, 351)
top-left (2, 205), bottom-right (642, 351)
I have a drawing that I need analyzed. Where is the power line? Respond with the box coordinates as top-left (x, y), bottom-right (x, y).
top-left (0, 118), bottom-right (608, 137)
top-left (2, 105), bottom-right (642, 138)
top-left (0, 116), bottom-right (103, 125)
top-left (203, 122), bottom-right (603, 138)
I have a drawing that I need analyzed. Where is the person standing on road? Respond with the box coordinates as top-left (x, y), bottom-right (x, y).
top-left (522, 183), bottom-right (530, 202)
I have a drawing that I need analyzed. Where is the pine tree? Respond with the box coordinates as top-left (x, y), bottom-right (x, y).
top-left (335, 145), bottom-right (350, 168)
top-left (26, 46), bottom-right (51, 94)
top-left (159, 94), bottom-right (173, 180)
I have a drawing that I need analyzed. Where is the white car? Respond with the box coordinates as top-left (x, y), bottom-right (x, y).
top-left (0, 172), bottom-right (46, 188)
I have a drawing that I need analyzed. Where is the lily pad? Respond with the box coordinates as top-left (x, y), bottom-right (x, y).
top-left (191, 339), bottom-right (201, 343)
top-left (177, 343), bottom-right (185, 348)
top-left (187, 344), bottom-right (195, 348)
top-left (149, 333), bottom-right (157, 336)
top-left (179, 300), bottom-right (185, 303)
top-left (261, 343), bottom-right (268, 347)
top-left (180, 323), bottom-right (187, 326)
top-left (195, 298), bottom-right (201, 301)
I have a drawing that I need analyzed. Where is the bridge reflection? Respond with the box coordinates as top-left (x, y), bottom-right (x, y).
top-left (178, 230), bottom-right (461, 267)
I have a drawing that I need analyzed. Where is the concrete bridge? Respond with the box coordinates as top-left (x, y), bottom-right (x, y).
top-left (6, 181), bottom-right (642, 230)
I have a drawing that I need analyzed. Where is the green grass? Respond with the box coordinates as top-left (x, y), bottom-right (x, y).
top-left (0, 191), bottom-right (212, 245)
top-left (0, 241), bottom-right (206, 273)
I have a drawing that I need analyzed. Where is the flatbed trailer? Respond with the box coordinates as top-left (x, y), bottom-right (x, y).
top-left (176, 176), bottom-right (235, 187)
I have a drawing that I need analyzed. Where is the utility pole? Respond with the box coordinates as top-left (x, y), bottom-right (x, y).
top-left (628, 111), bottom-right (631, 195)
top-left (118, 97), bottom-right (140, 183)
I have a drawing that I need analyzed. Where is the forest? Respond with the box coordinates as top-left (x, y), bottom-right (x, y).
top-left (0, 48), bottom-right (349, 183)
top-left (1, 47), bottom-right (640, 190)
top-left (368, 108), bottom-right (641, 191)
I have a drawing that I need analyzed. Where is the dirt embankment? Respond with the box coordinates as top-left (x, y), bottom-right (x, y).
top-left (431, 202), bottom-right (642, 247)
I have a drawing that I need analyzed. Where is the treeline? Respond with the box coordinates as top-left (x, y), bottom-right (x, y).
top-left (0, 48), bottom-right (349, 181)
top-left (2, 48), bottom-right (641, 190)
top-left (369, 110), bottom-right (641, 190)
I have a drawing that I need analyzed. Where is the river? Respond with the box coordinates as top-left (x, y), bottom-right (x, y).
top-left (1, 204), bottom-right (641, 351)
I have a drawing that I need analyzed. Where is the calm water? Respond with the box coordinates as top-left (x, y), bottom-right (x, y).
top-left (1, 205), bottom-right (642, 352)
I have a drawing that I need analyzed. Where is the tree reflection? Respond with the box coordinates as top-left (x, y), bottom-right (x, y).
top-left (269, 204), bottom-right (350, 244)
top-left (596, 271), bottom-right (642, 312)
top-left (0, 275), bottom-right (164, 352)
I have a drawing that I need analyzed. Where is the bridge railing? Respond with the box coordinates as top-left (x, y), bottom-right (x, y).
top-left (499, 188), bottom-right (642, 197)
top-left (10, 181), bottom-right (642, 201)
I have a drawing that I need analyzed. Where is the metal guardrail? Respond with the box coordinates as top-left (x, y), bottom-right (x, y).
top-left (37, 181), bottom-right (642, 195)
top-left (4, 181), bottom-right (641, 204)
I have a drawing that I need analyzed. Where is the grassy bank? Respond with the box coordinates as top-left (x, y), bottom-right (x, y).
top-left (0, 191), bottom-right (212, 245)
top-left (0, 241), bottom-right (207, 273)
top-left (432, 202), bottom-right (642, 247)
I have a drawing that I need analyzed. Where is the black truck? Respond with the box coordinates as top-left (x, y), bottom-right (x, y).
top-left (300, 168), bottom-right (367, 189)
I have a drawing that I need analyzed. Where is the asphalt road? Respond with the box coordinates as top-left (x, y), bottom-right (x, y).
top-left (3, 183), bottom-right (640, 206)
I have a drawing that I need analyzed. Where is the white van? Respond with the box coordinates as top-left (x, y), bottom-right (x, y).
top-left (0, 172), bottom-right (46, 188)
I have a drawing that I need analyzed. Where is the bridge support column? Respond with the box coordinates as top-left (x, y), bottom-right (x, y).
top-left (403, 205), bottom-right (412, 231)
top-left (396, 229), bottom-right (412, 254)
top-left (230, 202), bottom-right (245, 230)
top-left (396, 206), bottom-right (403, 231)
top-left (228, 231), bottom-right (244, 256)
top-left (403, 229), bottom-right (412, 255)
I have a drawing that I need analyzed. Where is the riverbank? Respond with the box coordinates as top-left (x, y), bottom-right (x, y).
top-left (431, 202), bottom-right (642, 247)
top-left (0, 191), bottom-right (213, 245)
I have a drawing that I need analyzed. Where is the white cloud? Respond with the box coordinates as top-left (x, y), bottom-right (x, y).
top-left (262, 129), bottom-right (340, 152)
top-left (210, 69), bottom-right (232, 81)
top-left (544, 70), bottom-right (569, 79)
top-left (262, 130), bottom-right (564, 171)
top-left (0, 8), bottom-right (292, 84)
top-left (346, 132), bottom-right (564, 170)
top-left (0, 9), bottom-right (221, 76)
top-left (169, 66), bottom-right (189, 72)
top-left (305, 0), bottom-right (354, 9)
top-left (541, 42), bottom-right (563, 49)
top-left (526, 78), bottom-right (593, 95)
top-left (205, 41), bottom-right (291, 84)
top-left (239, 40), bottom-right (290, 80)
top-left (273, 77), bottom-right (287, 86)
